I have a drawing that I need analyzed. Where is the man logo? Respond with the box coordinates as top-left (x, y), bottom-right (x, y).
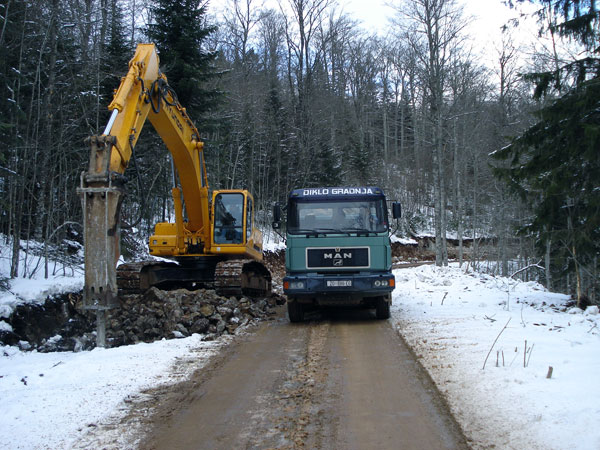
top-left (333, 259), bottom-right (343, 266)
top-left (323, 252), bottom-right (353, 259)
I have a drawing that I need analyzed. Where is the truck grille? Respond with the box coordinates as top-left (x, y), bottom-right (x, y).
top-left (306, 247), bottom-right (369, 269)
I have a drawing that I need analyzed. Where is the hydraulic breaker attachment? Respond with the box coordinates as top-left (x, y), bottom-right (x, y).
top-left (77, 135), bottom-right (126, 317)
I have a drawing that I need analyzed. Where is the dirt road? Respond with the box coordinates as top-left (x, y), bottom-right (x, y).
top-left (141, 309), bottom-right (468, 450)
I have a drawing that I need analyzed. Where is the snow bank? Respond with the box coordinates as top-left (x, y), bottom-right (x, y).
top-left (0, 335), bottom-right (223, 450)
top-left (390, 235), bottom-right (418, 245)
top-left (0, 275), bottom-right (84, 319)
top-left (392, 264), bottom-right (600, 450)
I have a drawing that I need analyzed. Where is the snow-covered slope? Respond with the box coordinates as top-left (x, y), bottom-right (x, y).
top-left (392, 264), bottom-right (600, 450)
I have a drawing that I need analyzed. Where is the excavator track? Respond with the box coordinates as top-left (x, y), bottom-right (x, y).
top-left (116, 261), bottom-right (178, 296)
top-left (214, 260), bottom-right (272, 298)
top-left (117, 259), bottom-right (272, 299)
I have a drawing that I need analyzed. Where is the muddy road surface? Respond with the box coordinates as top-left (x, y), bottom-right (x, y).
top-left (141, 309), bottom-right (468, 450)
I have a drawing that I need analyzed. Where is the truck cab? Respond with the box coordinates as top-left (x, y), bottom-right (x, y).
top-left (276, 187), bottom-right (400, 322)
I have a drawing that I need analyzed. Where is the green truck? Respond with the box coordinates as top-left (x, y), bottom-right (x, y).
top-left (273, 187), bottom-right (401, 322)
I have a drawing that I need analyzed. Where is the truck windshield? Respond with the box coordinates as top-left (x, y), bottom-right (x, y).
top-left (288, 198), bottom-right (388, 234)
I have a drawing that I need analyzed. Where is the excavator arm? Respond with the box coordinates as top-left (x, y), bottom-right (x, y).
top-left (78, 44), bottom-right (211, 311)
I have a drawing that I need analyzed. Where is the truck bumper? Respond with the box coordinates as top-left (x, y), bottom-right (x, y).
top-left (283, 272), bottom-right (395, 301)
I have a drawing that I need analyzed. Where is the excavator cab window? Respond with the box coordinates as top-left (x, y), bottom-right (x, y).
top-left (214, 193), bottom-right (244, 244)
top-left (246, 197), bottom-right (253, 241)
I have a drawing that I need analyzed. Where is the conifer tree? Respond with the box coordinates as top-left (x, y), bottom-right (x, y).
top-left (145, 0), bottom-right (219, 121)
top-left (493, 0), bottom-right (599, 301)
top-left (101, 0), bottom-right (131, 123)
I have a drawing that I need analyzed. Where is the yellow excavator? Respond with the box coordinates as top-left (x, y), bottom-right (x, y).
top-left (78, 44), bottom-right (271, 334)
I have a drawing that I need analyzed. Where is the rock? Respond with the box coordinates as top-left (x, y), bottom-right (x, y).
top-left (216, 320), bottom-right (226, 334)
top-left (224, 298), bottom-right (238, 309)
top-left (143, 287), bottom-right (168, 304)
top-left (176, 324), bottom-right (189, 336)
top-left (199, 304), bottom-right (215, 317)
top-left (0, 329), bottom-right (19, 347)
top-left (18, 340), bottom-right (32, 351)
top-left (217, 306), bottom-right (233, 319)
top-left (190, 318), bottom-right (210, 334)
top-left (143, 327), bottom-right (161, 339)
top-left (170, 309), bottom-right (183, 321)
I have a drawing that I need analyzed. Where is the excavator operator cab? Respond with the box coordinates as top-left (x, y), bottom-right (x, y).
top-left (213, 192), bottom-right (244, 244)
top-left (211, 189), bottom-right (258, 256)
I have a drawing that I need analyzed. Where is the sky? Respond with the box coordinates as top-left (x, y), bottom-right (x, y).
top-left (341, 0), bottom-right (540, 65)
top-left (342, 0), bottom-right (529, 33)
top-left (210, 0), bottom-right (538, 68)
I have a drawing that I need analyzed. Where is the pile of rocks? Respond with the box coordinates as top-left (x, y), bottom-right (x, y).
top-left (0, 288), bottom-right (285, 352)
top-left (106, 288), bottom-right (285, 346)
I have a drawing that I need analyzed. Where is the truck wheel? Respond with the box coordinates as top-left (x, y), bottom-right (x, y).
top-left (375, 296), bottom-right (390, 320)
top-left (288, 301), bottom-right (304, 323)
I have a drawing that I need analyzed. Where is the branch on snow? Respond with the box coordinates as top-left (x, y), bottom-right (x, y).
top-left (510, 261), bottom-right (545, 279)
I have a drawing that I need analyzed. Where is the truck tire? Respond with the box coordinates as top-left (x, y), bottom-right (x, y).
top-left (375, 296), bottom-right (390, 320)
top-left (287, 300), bottom-right (304, 323)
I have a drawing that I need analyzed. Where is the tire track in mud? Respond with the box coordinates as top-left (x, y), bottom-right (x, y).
top-left (271, 322), bottom-right (332, 448)
top-left (135, 318), bottom-right (339, 450)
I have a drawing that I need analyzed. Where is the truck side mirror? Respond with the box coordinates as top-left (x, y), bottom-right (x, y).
top-left (392, 202), bottom-right (402, 219)
top-left (272, 203), bottom-right (281, 229)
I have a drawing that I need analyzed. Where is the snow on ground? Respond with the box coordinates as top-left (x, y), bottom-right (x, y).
top-left (2, 249), bottom-right (599, 449)
top-left (390, 234), bottom-right (418, 245)
top-left (0, 335), bottom-right (224, 450)
top-left (262, 232), bottom-right (286, 253)
top-left (392, 264), bottom-right (600, 450)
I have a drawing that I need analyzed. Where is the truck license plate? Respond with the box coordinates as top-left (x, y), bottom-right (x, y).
top-left (327, 280), bottom-right (352, 287)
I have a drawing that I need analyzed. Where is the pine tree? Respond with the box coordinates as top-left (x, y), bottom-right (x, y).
top-left (493, 0), bottom-right (599, 302)
top-left (145, 0), bottom-right (219, 121)
top-left (101, 0), bottom-right (131, 124)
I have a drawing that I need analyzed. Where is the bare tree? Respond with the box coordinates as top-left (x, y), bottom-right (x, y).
top-left (394, 0), bottom-right (468, 266)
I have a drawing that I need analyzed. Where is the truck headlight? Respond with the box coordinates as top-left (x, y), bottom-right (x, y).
top-left (374, 279), bottom-right (389, 287)
top-left (290, 281), bottom-right (305, 289)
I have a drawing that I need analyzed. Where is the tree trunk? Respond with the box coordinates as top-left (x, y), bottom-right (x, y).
top-left (545, 234), bottom-right (552, 290)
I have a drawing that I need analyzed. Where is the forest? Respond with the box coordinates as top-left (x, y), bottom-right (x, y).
top-left (0, 0), bottom-right (598, 303)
